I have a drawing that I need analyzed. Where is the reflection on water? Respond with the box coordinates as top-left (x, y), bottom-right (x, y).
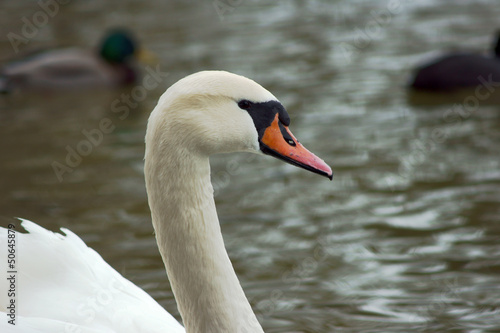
top-left (1, 0), bottom-right (500, 332)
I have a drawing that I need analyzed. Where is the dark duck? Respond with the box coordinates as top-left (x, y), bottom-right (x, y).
top-left (409, 32), bottom-right (500, 91)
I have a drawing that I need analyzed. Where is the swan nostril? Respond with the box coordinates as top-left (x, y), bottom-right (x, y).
top-left (278, 121), bottom-right (296, 147)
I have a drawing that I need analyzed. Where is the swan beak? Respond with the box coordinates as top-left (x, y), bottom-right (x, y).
top-left (260, 114), bottom-right (333, 180)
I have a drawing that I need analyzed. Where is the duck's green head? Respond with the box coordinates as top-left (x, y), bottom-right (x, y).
top-left (99, 30), bottom-right (137, 63)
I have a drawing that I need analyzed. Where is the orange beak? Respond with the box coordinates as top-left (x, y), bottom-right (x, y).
top-left (260, 114), bottom-right (333, 180)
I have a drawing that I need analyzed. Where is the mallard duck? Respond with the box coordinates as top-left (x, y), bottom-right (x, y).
top-left (409, 32), bottom-right (500, 91)
top-left (0, 30), bottom-right (148, 92)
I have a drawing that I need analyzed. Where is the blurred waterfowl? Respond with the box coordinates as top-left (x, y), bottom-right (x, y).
top-left (409, 32), bottom-right (500, 91)
top-left (0, 30), bottom-right (151, 92)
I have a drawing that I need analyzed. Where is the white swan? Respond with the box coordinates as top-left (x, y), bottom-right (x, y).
top-left (0, 71), bottom-right (332, 333)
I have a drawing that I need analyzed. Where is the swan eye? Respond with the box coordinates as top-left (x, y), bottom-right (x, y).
top-left (238, 100), bottom-right (253, 110)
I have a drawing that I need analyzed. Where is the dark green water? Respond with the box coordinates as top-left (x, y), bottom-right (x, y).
top-left (1, 1), bottom-right (500, 332)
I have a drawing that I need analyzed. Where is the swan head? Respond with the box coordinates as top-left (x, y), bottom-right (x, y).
top-left (146, 71), bottom-right (332, 179)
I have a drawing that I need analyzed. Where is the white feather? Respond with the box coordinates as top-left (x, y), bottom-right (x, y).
top-left (0, 219), bottom-right (184, 333)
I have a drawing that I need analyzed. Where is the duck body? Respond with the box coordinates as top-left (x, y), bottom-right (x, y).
top-left (410, 33), bottom-right (500, 91)
top-left (0, 71), bottom-right (332, 332)
top-left (0, 30), bottom-right (139, 92)
top-left (410, 53), bottom-right (500, 91)
top-left (0, 48), bottom-right (136, 91)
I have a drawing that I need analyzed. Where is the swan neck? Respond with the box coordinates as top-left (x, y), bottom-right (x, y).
top-left (145, 148), bottom-right (263, 333)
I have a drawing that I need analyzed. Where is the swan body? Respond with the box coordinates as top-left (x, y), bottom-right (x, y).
top-left (0, 71), bottom-right (332, 332)
top-left (0, 220), bottom-right (185, 333)
top-left (410, 32), bottom-right (500, 91)
top-left (0, 30), bottom-right (143, 92)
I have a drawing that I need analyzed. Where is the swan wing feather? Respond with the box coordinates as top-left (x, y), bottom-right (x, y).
top-left (0, 219), bottom-right (185, 333)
